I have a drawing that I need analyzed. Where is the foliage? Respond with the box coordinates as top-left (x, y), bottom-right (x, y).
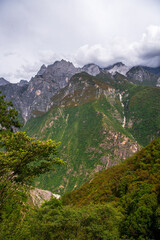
top-left (23, 72), bottom-right (160, 194)
top-left (0, 91), bottom-right (22, 131)
top-left (23, 96), bottom-right (134, 194)
top-left (62, 139), bottom-right (160, 239)
top-left (25, 199), bottom-right (123, 240)
top-left (98, 72), bottom-right (160, 146)
top-left (0, 131), bottom-right (63, 208)
top-left (0, 94), bottom-right (64, 239)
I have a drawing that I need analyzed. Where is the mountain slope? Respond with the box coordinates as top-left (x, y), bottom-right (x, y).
top-left (0, 77), bottom-right (10, 86)
top-left (1, 60), bottom-right (160, 195)
top-left (126, 66), bottom-right (159, 86)
top-left (62, 138), bottom-right (160, 206)
top-left (61, 138), bottom-right (160, 239)
top-left (23, 72), bottom-right (139, 194)
top-left (97, 72), bottom-right (160, 146)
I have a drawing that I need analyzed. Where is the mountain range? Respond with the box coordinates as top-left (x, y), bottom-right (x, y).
top-left (0, 59), bottom-right (160, 194)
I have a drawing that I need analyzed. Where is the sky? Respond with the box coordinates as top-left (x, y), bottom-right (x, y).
top-left (0, 0), bottom-right (160, 83)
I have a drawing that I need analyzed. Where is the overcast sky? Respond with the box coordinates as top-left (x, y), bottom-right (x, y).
top-left (0, 0), bottom-right (160, 83)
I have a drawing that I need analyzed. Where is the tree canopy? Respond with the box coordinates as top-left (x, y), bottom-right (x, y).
top-left (0, 93), bottom-right (64, 237)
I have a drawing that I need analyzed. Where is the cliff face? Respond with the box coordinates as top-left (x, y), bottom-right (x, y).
top-left (0, 60), bottom-right (83, 122)
top-left (0, 77), bottom-right (10, 86)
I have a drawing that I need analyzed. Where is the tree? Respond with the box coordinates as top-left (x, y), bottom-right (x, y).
top-left (0, 93), bottom-right (64, 206)
top-left (0, 91), bottom-right (22, 131)
top-left (0, 94), bottom-right (64, 238)
top-left (0, 131), bottom-right (63, 207)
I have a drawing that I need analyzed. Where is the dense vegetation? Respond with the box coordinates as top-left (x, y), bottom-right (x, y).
top-left (23, 73), bottom-right (139, 194)
top-left (22, 72), bottom-right (160, 195)
top-left (1, 75), bottom-right (160, 239)
top-left (98, 72), bottom-right (160, 146)
top-left (0, 93), bottom-right (64, 239)
top-left (62, 138), bottom-right (160, 239)
top-left (1, 138), bottom-right (159, 240)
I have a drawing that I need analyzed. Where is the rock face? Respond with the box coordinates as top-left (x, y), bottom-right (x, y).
top-left (17, 80), bottom-right (29, 87)
top-left (82, 63), bottom-right (101, 76)
top-left (106, 62), bottom-right (131, 76)
top-left (0, 83), bottom-right (29, 120)
top-left (30, 188), bottom-right (60, 207)
top-left (0, 77), bottom-right (10, 86)
top-left (21, 60), bottom-right (82, 121)
top-left (142, 65), bottom-right (160, 76)
top-left (126, 66), bottom-right (158, 85)
top-left (37, 64), bottom-right (47, 76)
top-left (0, 60), bottom-right (83, 122)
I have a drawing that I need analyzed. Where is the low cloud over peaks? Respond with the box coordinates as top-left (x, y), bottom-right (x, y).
top-left (74, 25), bottom-right (160, 68)
top-left (0, 0), bottom-right (160, 82)
top-left (135, 25), bottom-right (160, 66)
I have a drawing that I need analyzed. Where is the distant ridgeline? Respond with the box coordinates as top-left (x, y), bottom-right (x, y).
top-left (0, 60), bottom-right (160, 194)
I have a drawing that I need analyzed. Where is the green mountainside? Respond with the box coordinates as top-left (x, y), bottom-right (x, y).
top-left (62, 138), bottom-right (160, 206)
top-left (59, 139), bottom-right (160, 239)
top-left (1, 65), bottom-right (160, 239)
top-left (98, 72), bottom-right (160, 146)
top-left (19, 139), bottom-right (160, 240)
top-left (23, 72), bottom-right (160, 194)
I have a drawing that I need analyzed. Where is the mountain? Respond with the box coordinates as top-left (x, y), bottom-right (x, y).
top-left (61, 139), bottom-right (160, 239)
top-left (62, 138), bottom-right (160, 205)
top-left (23, 70), bottom-right (160, 194)
top-left (17, 80), bottom-right (29, 87)
top-left (142, 65), bottom-right (160, 76)
top-left (105, 63), bottom-right (160, 87)
top-left (82, 63), bottom-right (101, 76)
top-left (106, 62), bottom-right (131, 76)
top-left (23, 72), bottom-right (140, 194)
top-left (0, 60), bottom-right (82, 122)
top-left (97, 72), bottom-right (160, 146)
top-left (0, 59), bottom-right (160, 194)
top-left (0, 77), bottom-right (10, 86)
top-left (0, 60), bottom-right (160, 123)
top-left (126, 66), bottom-right (159, 86)
top-left (0, 82), bottom-right (29, 122)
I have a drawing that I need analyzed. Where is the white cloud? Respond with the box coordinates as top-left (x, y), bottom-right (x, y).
top-left (133, 25), bottom-right (160, 66)
top-left (0, 0), bottom-right (160, 82)
top-left (73, 25), bottom-right (160, 68)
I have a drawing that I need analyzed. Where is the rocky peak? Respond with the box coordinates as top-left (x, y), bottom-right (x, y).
top-left (37, 64), bottom-right (47, 76)
top-left (126, 66), bottom-right (158, 83)
top-left (141, 65), bottom-right (160, 76)
top-left (17, 80), bottom-right (29, 87)
top-left (82, 63), bottom-right (101, 76)
top-left (39, 59), bottom-right (82, 87)
top-left (46, 59), bottom-right (81, 75)
top-left (106, 62), bottom-right (131, 76)
top-left (0, 77), bottom-right (10, 86)
top-left (50, 72), bottom-right (114, 109)
top-left (13, 60), bottom-right (83, 121)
